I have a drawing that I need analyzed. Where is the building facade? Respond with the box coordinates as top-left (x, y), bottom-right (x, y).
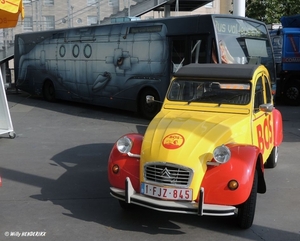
top-left (1, 0), bottom-right (234, 44)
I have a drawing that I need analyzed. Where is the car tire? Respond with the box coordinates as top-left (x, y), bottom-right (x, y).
top-left (43, 80), bottom-right (56, 102)
top-left (264, 146), bottom-right (278, 168)
top-left (237, 171), bottom-right (258, 229)
top-left (138, 88), bottom-right (161, 120)
top-left (118, 200), bottom-right (133, 210)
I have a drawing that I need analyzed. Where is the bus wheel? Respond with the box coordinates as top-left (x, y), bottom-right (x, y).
top-left (284, 80), bottom-right (300, 106)
top-left (138, 89), bottom-right (161, 120)
top-left (43, 80), bottom-right (56, 102)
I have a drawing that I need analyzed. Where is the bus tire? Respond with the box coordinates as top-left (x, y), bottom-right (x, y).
top-left (138, 88), bottom-right (161, 120)
top-left (43, 80), bottom-right (56, 102)
top-left (284, 80), bottom-right (300, 106)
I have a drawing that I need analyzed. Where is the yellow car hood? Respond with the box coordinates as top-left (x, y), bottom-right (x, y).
top-left (141, 109), bottom-right (251, 167)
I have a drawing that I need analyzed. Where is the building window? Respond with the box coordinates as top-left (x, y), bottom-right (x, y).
top-left (23, 0), bottom-right (32, 4)
top-left (23, 17), bottom-right (33, 31)
top-left (87, 16), bottom-right (97, 25)
top-left (43, 16), bottom-right (55, 30)
top-left (205, 2), bottom-right (213, 8)
top-left (44, 0), bottom-right (54, 6)
top-left (87, 0), bottom-right (98, 5)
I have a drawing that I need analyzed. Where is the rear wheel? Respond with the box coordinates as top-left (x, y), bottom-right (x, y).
top-left (284, 80), bottom-right (300, 106)
top-left (265, 146), bottom-right (278, 168)
top-left (237, 171), bottom-right (258, 229)
top-left (138, 89), bottom-right (161, 120)
top-left (43, 80), bottom-right (56, 102)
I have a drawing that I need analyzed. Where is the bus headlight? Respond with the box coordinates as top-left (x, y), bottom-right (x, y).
top-left (116, 136), bottom-right (133, 154)
top-left (213, 145), bottom-right (231, 164)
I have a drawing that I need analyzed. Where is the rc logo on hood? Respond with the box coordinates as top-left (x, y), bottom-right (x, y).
top-left (162, 133), bottom-right (185, 149)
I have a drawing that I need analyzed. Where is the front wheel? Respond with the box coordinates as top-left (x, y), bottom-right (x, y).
top-left (237, 171), bottom-right (258, 229)
top-left (138, 89), bottom-right (161, 120)
top-left (265, 146), bottom-right (278, 168)
top-left (118, 200), bottom-right (133, 211)
top-left (284, 80), bottom-right (300, 106)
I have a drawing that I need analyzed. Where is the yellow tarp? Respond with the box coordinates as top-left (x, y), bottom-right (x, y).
top-left (0, 0), bottom-right (25, 28)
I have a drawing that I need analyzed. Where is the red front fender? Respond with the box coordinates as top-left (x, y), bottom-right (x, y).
top-left (273, 108), bottom-right (283, 146)
top-left (108, 133), bottom-right (143, 192)
top-left (201, 144), bottom-right (263, 206)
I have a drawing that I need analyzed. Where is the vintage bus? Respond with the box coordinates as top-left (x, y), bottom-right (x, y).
top-left (14, 14), bottom-right (276, 119)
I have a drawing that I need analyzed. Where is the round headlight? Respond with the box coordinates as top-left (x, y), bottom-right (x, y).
top-left (116, 136), bottom-right (133, 154)
top-left (213, 145), bottom-right (231, 164)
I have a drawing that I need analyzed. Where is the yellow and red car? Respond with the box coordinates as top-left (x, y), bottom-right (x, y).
top-left (108, 64), bottom-right (283, 229)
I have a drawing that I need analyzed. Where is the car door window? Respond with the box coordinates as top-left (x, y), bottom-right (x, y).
top-left (254, 77), bottom-right (264, 112)
top-left (264, 75), bottom-right (272, 103)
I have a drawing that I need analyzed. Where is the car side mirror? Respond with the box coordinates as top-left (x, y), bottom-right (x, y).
top-left (259, 103), bottom-right (274, 113)
top-left (146, 95), bottom-right (163, 104)
top-left (146, 95), bottom-right (155, 104)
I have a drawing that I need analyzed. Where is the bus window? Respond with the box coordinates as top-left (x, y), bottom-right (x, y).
top-left (171, 39), bottom-right (186, 73)
top-left (171, 36), bottom-right (207, 73)
top-left (219, 40), bottom-right (236, 64)
top-left (190, 38), bottom-right (207, 64)
top-left (213, 16), bottom-right (275, 83)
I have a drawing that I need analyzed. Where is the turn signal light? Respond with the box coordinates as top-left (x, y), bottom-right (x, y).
top-left (112, 165), bottom-right (120, 174)
top-left (228, 180), bottom-right (239, 190)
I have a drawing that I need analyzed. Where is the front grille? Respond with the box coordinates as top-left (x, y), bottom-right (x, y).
top-left (144, 163), bottom-right (193, 187)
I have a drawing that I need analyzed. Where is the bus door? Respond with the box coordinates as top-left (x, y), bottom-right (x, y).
top-left (170, 35), bottom-right (208, 73)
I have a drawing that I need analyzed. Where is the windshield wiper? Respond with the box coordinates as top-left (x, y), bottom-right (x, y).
top-left (187, 94), bottom-right (217, 104)
top-left (187, 96), bottom-right (202, 105)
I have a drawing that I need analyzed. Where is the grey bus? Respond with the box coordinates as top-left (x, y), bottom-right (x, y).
top-left (14, 14), bottom-right (275, 119)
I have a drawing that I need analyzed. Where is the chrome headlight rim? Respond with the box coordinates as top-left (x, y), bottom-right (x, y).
top-left (116, 136), bottom-right (133, 154)
top-left (213, 145), bottom-right (231, 164)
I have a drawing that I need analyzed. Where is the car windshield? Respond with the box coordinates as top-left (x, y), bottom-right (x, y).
top-left (167, 79), bottom-right (251, 105)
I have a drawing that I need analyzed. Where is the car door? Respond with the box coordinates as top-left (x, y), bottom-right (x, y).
top-left (252, 72), bottom-right (274, 162)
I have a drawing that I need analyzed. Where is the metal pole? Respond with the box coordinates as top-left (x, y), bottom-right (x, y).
top-left (97, 0), bottom-right (101, 24)
top-left (128, 0), bottom-right (130, 17)
top-left (164, 5), bottom-right (170, 17)
top-left (39, 0), bottom-right (42, 30)
top-left (35, 0), bottom-right (39, 30)
top-left (233, 0), bottom-right (245, 17)
top-left (71, 6), bottom-right (74, 27)
top-left (68, 0), bottom-right (71, 28)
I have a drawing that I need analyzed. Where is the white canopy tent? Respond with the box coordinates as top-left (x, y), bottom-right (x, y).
top-left (0, 0), bottom-right (24, 138)
top-left (0, 69), bottom-right (15, 138)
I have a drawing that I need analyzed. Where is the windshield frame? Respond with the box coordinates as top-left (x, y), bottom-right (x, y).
top-left (167, 78), bottom-right (252, 106)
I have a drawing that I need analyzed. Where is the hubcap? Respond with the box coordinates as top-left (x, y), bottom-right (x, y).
top-left (286, 87), bottom-right (299, 100)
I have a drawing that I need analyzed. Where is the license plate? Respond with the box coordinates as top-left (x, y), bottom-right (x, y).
top-left (141, 183), bottom-right (192, 201)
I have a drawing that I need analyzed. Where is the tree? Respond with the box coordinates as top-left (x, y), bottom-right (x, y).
top-left (245, 0), bottom-right (300, 24)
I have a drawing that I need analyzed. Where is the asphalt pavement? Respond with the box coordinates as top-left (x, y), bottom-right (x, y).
top-left (0, 89), bottom-right (300, 241)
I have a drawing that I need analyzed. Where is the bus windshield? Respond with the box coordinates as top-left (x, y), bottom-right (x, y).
top-left (213, 17), bottom-right (275, 82)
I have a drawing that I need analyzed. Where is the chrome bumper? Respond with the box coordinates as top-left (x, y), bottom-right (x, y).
top-left (110, 177), bottom-right (236, 216)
